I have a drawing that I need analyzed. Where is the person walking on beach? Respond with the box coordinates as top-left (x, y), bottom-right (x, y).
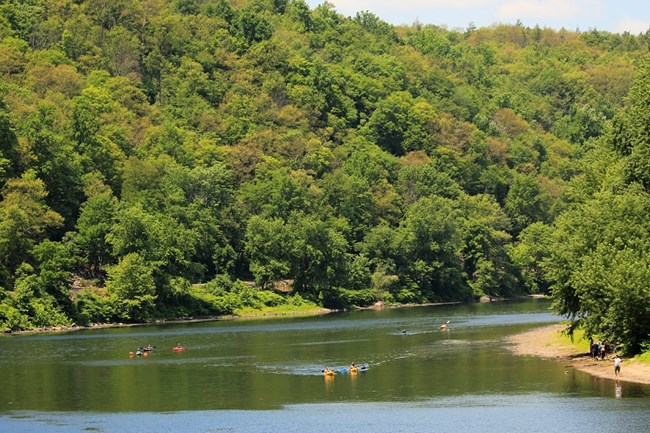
top-left (614, 354), bottom-right (622, 376)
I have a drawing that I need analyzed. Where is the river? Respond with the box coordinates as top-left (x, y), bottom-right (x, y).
top-left (1, 298), bottom-right (649, 432)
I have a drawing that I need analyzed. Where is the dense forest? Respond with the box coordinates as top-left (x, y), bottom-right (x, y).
top-left (0, 0), bottom-right (649, 355)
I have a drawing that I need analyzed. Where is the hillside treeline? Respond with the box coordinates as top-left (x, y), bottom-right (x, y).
top-left (0, 1), bottom-right (648, 354)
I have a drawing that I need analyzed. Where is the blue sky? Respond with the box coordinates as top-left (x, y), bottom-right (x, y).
top-left (304, 0), bottom-right (650, 34)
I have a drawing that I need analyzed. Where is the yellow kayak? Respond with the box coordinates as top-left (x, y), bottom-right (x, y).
top-left (350, 367), bottom-right (358, 373)
top-left (324, 370), bottom-right (335, 376)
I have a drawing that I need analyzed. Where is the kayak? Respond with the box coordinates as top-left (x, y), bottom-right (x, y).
top-left (172, 346), bottom-right (186, 352)
top-left (350, 367), bottom-right (358, 373)
top-left (323, 370), bottom-right (335, 376)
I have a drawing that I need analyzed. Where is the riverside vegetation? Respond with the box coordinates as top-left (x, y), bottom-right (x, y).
top-left (0, 1), bottom-right (649, 357)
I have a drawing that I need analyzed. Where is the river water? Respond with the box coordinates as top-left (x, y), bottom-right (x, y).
top-left (1, 299), bottom-right (649, 432)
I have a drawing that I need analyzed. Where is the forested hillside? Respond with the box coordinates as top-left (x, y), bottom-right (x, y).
top-left (0, 0), bottom-right (648, 353)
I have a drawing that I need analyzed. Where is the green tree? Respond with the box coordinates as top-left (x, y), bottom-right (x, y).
top-left (30, 240), bottom-right (77, 318)
top-left (233, 8), bottom-right (273, 51)
top-left (395, 196), bottom-right (469, 301)
top-left (75, 192), bottom-right (118, 279)
top-left (611, 54), bottom-right (650, 192)
top-left (545, 187), bottom-right (650, 354)
top-left (22, 104), bottom-right (83, 231)
top-left (106, 252), bottom-right (157, 321)
top-left (287, 214), bottom-right (349, 303)
top-left (361, 91), bottom-right (413, 155)
top-left (10, 271), bottom-right (71, 329)
top-left (321, 170), bottom-right (377, 244)
top-left (396, 160), bottom-right (461, 204)
top-left (0, 90), bottom-right (20, 185)
top-left (244, 215), bottom-right (292, 288)
top-left (71, 86), bottom-right (127, 191)
top-left (239, 167), bottom-right (317, 221)
top-left (458, 194), bottom-right (516, 298)
top-left (503, 173), bottom-right (551, 234)
top-left (0, 171), bottom-right (63, 287)
top-left (508, 222), bottom-right (553, 294)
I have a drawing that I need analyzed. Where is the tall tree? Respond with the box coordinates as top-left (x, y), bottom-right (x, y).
top-left (0, 171), bottom-right (63, 287)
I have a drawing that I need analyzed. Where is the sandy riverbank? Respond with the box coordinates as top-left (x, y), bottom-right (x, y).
top-left (506, 324), bottom-right (650, 385)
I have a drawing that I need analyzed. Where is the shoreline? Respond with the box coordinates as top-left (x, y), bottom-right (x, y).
top-left (506, 324), bottom-right (650, 385)
top-left (2, 299), bottom-right (467, 336)
top-left (2, 296), bottom-right (545, 338)
top-left (2, 308), bottom-right (336, 336)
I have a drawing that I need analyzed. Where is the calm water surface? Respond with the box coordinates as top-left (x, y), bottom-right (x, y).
top-left (1, 299), bottom-right (649, 432)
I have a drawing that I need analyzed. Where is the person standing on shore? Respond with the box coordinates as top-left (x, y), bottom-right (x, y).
top-left (614, 354), bottom-right (622, 376)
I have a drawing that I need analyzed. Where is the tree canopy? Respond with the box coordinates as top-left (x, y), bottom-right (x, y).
top-left (0, 0), bottom-right (648, 355)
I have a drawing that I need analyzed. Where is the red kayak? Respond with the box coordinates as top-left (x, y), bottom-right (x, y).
top-left (172, 346), bottom-right (186, 352)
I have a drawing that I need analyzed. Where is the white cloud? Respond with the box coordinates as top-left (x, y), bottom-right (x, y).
top-left (496, 0), bottom-right (601, 20)
top-left (321, 0), bottom-right (495, 15)
top-left (614, 18), bottom-right (650, 34)
top-left (306, 0), bottom-right (650, 33)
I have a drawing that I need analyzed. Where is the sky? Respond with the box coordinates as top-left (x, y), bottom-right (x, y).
top-left (304, 0), bottom-right (650, 34)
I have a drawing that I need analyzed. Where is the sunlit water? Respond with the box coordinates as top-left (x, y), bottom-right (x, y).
top-left (1, 299), bottom-right (649, 432)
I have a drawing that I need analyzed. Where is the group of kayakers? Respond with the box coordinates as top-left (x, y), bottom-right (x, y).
top-left (324, 362), bottom-right (367, 376)
top-left (129, 344), bottom-right (155, 357)
top-left (129, 343), bottom-right (185, 357)
top-left (324, 321), bottom-right (450, 376)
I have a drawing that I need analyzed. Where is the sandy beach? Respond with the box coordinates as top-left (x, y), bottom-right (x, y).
top-left (506, 324), bottom-right (650, 385)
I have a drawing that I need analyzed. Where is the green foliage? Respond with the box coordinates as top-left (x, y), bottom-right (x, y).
top-left (0, 94), bottom-right (20, 184)
top-left (74, 288), bottom-right (114, 325)
top-left (8, 264), bottom-right (71, 329)
top-left (184, 281), bottom-right (240, 317)
top-left (286, 213), bottom-right (350, 303)
top-left (0, 0), bottom-right (648, 352)
top-left (503, 173), bottom-right (552, 234)
top-left (611, 55), bottom-right (650, 192)
top-left (0, 171), bottom-right (63, 287)
top-left (393, 196), bottom-right (470, 301)
top-left (545, 184), bottom-right (650, 355)
top-left (361, 92), bottom-right (436, 155)
top-left (508, 222), bottom-right (553, 294)
top-left (74, 192), bottom-right (117, 279)
top-left (106, 252), bottom-right (157, 322)
top-left (233, 7), bottom-right (273, 51)
top-left (245, 215), bottom-right (292, 288)
top-left (0, 301), bottom-right (31, 330)
top-left (322, 287), bottom-right (376, 309)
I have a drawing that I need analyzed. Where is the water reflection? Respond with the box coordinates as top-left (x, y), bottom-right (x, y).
top-left (1, 299), bottom-right (649, 433)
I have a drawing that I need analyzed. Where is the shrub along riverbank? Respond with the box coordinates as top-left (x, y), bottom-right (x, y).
top-left (3, 293), bottom-right (330, 335)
